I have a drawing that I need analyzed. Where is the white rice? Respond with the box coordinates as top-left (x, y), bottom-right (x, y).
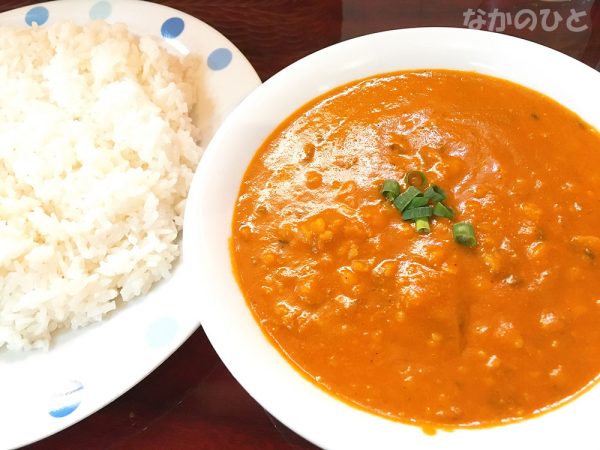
top-left (0, 21), bottom-right (204, 350)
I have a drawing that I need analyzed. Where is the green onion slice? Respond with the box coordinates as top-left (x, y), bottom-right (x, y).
top-left (393, 186), bottom-right (421, 212)
top-left (453, 222), bottom-right (477, 247)
top-left (402, 206), bottom-right (433, 221)
top-left (381, 179), bottom-right (401, 201)
top-left (415, 217), bottom-right (431, 234)
top-left (404, 171), bottom-right (427, 189)
top-left (433, 202), bottom-right (455, 219)
top-left (406, 196), bottom-right (429, 209)
top-left (423, 185), bottom-right (447, 203)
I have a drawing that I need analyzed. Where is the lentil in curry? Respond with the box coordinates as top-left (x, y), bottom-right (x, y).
top-left (231, 70), bottom-right (600, 427)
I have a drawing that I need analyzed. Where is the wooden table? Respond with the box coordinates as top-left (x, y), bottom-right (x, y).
top-left (3, 0), bottom-right (597, 448)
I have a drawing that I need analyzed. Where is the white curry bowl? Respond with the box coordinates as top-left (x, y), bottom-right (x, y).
top-left (183, 28), bottom-right (600, 450)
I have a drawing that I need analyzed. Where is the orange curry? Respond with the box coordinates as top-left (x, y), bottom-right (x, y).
top-left (231, 70), bottom-right (600, 427)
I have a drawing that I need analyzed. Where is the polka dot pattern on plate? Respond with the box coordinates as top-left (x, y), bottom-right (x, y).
top-left (48, 380), bottom-right (83, 419)
top-left (22, 6), bottom-right (236, 73)
top-left (207, 48), bottom-right (233, 71)
top-left (146, 317), bottom-right (178, 348)
top-left (25, 6), bottom-right (49, 26)
top-left (89, 1), bottom-right (112, 20)
top-left (161, 17), bottom-right (185, 39)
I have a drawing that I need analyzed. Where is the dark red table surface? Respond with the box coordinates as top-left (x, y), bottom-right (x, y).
top-left (3, 0), bottom-right (598, 449)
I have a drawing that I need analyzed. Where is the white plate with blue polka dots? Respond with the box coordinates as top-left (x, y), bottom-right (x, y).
top-left (0, 1), bottom-right (260, 448)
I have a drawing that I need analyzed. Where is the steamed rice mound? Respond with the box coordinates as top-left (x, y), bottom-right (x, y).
top-left (0, 22), bottom-right (204, 350)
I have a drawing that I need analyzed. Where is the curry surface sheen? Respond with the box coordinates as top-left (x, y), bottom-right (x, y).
top-left (231, 70), bottom-right (600, 427)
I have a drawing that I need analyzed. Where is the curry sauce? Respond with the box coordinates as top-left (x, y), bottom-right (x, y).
top-left (231, 70), bottom-right (600, 427)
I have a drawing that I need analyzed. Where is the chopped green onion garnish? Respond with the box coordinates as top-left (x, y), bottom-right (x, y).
top-left (402, 206), bottom-right (433, 221)
top-left (404, 171), bottom-right (427, 189)
top-left (453, 222), bottom-right (477, 247)
top-left (406, 196), bottom-right (429, 209)
top-left (381, 179), bottom-right (401, 201)
top-left (423, 185), bottom-right (447, 203)
top-left (433, 202), bottom-right (455, 219)
top-left (393, 186), bottom-right (421, 212)
top-left (415, 217), bottom-right (431, 234)
top-left (378, 170), bottom-right (476, 245)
